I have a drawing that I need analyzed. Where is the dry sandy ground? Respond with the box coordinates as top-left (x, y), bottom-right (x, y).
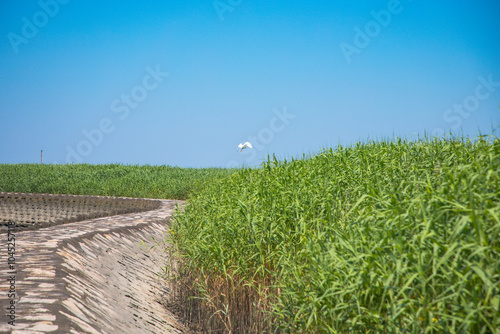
top-left (0, 194), bottom-right (190, 334)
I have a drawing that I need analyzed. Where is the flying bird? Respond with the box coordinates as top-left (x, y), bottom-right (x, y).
top-left (238, 141), bottom-right (253, 152)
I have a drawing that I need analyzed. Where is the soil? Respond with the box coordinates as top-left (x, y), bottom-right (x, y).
top-left (0, 192), bottom-right (161, 233)
top-left (0, 193), bottom-right (189, 333)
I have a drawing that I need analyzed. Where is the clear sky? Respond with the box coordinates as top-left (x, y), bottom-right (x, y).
top-left (1, 0), bottom-right (499, 167)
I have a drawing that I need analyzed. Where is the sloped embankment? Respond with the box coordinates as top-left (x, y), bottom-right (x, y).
top-left (0, 196), bottom-right (189, 333)
top-left (0, 192), bottom-right (160, 233)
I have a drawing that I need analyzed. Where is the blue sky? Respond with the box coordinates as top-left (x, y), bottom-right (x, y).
top-left (1, 0), bottom-right (499, 167)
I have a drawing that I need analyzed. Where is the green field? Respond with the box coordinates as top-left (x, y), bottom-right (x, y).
top-left (0, 163), bottom-right (234, 200)
top-left (169, 137), bottom-right (500, 333)
top-left (1, 137), bottom-right (499, 333)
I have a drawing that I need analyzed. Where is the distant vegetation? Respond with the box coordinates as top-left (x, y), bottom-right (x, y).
top-left (168, 136), bottom-right (500, 333)
top-left (0, 164), bottom-right (235, 200)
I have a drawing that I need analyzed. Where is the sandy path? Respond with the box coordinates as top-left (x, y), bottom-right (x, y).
top-left (0, 197), bottom-right (189, 333)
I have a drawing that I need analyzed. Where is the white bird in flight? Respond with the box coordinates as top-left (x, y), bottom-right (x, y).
top-left (238, 141), bottom-right (253, 152)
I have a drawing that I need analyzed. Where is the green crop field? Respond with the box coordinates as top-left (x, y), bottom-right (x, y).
top-left (1, 137), bottom-right (498, 333)
top-left (168, 136), bottom-right (500, 333)
top-left (0, 163), bottom-right (235, 200)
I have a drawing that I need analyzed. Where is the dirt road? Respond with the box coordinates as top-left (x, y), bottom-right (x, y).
top-left (0, 194), bottom-right (189, 333)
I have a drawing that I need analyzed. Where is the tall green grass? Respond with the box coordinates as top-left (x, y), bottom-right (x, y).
top-left (0, 164), bottom-right (235, 199)
top-left (168, 137), bottom-right (500, 333)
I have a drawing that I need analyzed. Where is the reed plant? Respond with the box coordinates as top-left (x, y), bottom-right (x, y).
top-left (168, 136), bottom-right (500, 333)
top-left (0, 163), bottom-right (234, 199)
